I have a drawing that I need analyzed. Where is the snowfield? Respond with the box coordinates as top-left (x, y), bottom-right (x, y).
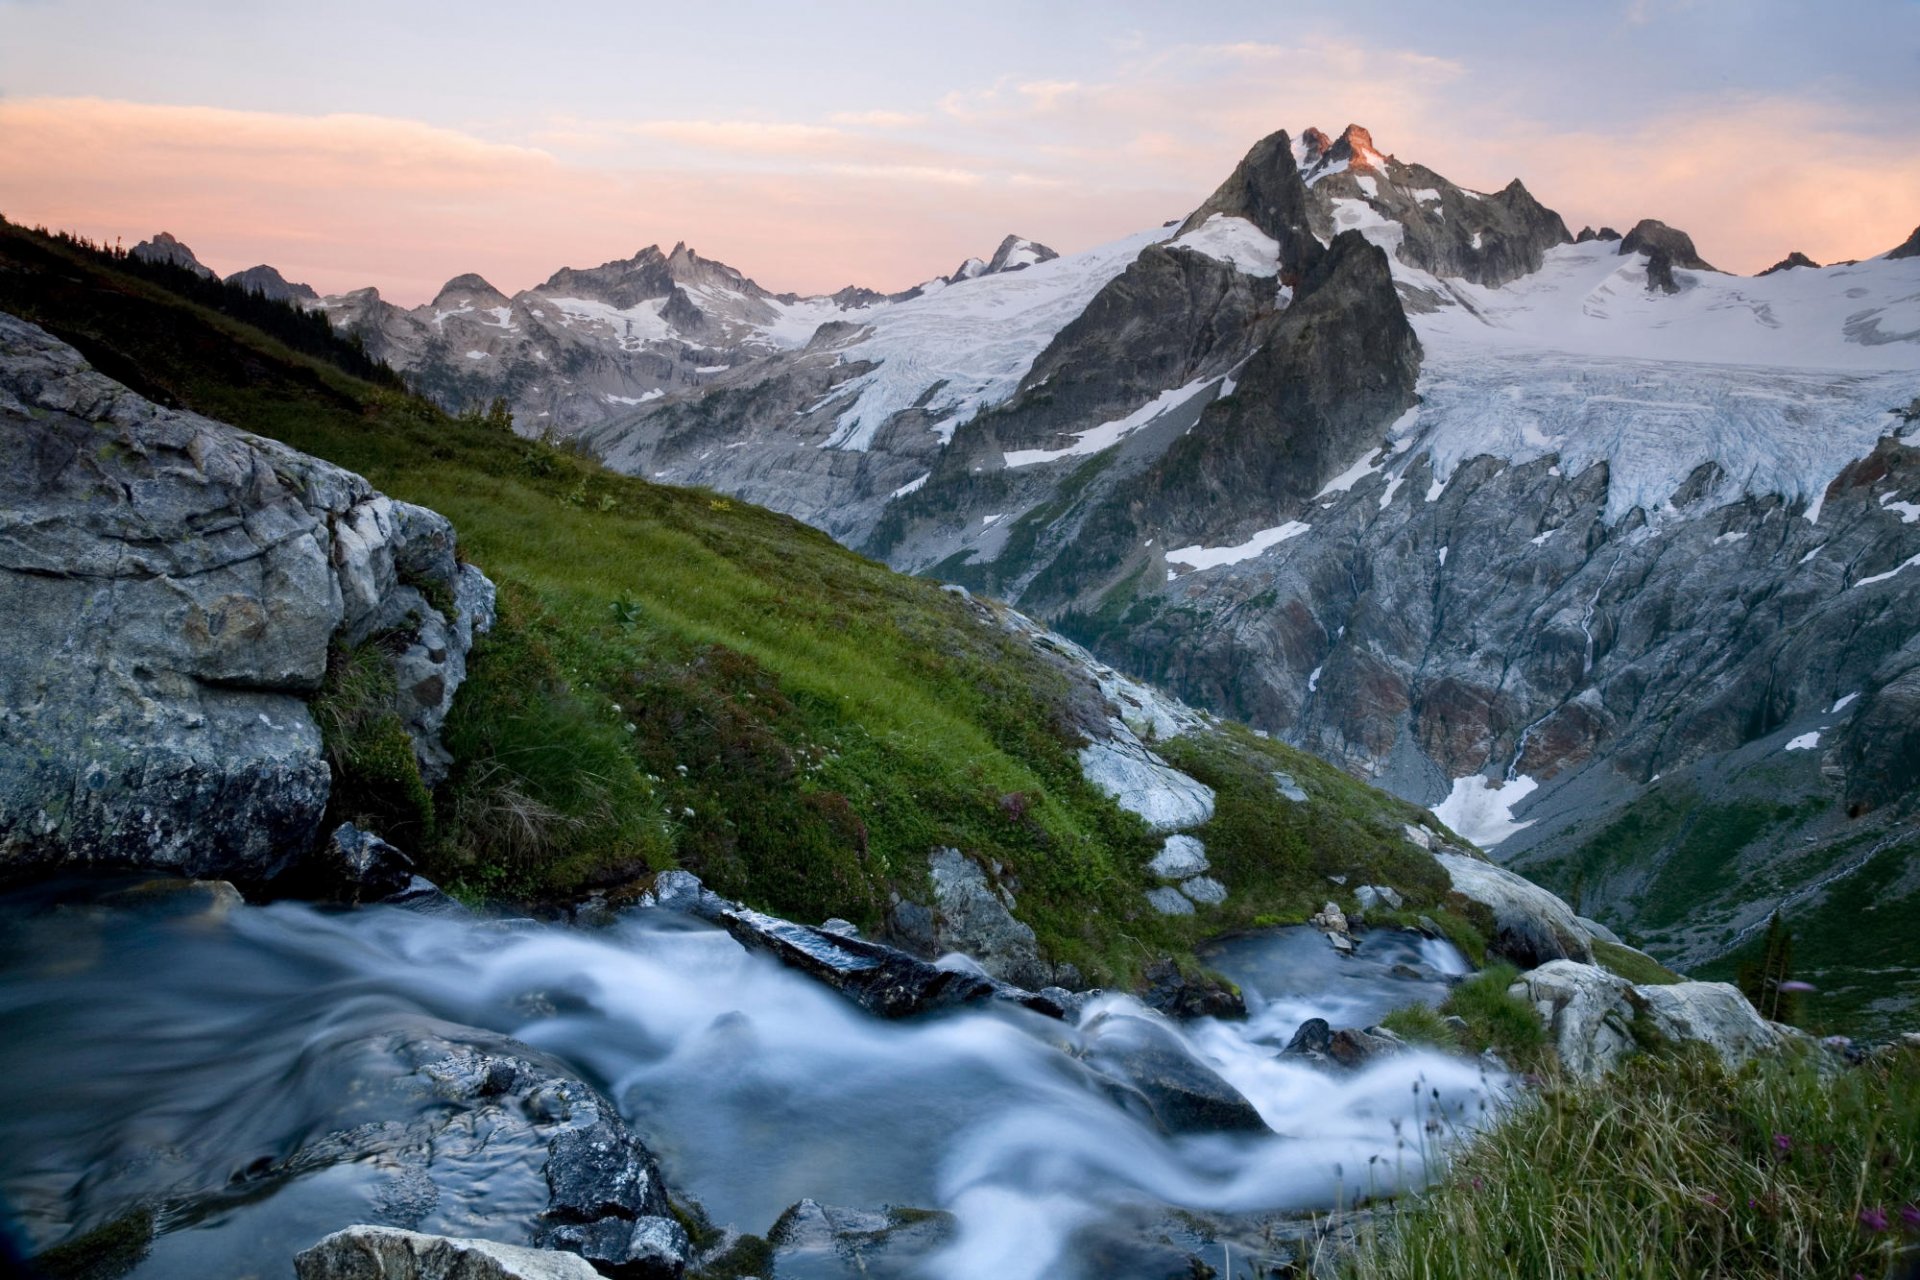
top-left (818, 226), bottom-right (1172, 450)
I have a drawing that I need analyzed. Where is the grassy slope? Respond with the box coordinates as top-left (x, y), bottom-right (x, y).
top-left (0, 220), bottom-right (1463, 986)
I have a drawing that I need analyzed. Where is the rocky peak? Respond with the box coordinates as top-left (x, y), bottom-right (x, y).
top-left (1325, 123), bottom-right (1385, 171)
top-left (947, 256), bottom-right (989, 283)
top-left (1177, 129), bottom-right (1323, 277)
top-left (984, 234), bottom-right (1059, 275)
top-left (1299, 126), bottom-right (1334, 165)
top-left (431, 273), bottom-right (508, 309)
top-left (1619, 219), bottom-right (1715, 272)
top-left (1758, 251), bottom-right (1820, 276)
top-left (130, 231), bottom-right (215, 279)
top-left (225, 264), bottom-right (318, 304)
top-left (1887, 225), bottom-right (1920, 260)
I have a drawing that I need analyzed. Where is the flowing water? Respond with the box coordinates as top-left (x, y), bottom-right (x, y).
top-left (0, 880), bottom-right (1504, 1279)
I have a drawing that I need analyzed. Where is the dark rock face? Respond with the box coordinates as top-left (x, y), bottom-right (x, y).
top-left (1887, 225), bottom-right (1920, 260)
top-left (1176, 128), bottom-right (1324, 276)
top-left (1385, 174), bottom-right (1572, 288)
top-left (1644, 245), bottom-right (1681, 294)
top-left (0, 314), bottom-right (494, 882)
top-left (1620, 219), bottom-right (1716, 271)
top-left (226, 264), bottom-right (320, 302)
top-left (1133, 230), bottom-right (1421, 549)
top-left (130, 231), bottom-right (215, 278)
top-left (1280, 1017), bottom-right (1405, 1070)
top-left (1758, 251), bottom-right (1821, 276)
top-left (1078, 1013), bottom-right (1271, 1133)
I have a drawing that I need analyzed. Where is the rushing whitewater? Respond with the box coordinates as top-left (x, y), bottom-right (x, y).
top-left (0, 886), bottom-right (1502, 1278)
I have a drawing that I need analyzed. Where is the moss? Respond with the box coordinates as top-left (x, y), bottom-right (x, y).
top-left (1593, 937), bottom-right (1683, 985)
top-left (311, 640), bottom-right (436, 848)
top-left (31, 1208), bottom-right (154, 1280)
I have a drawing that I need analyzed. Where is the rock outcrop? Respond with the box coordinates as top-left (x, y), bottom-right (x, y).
top-left (1618, 218), bottom-right (1716, 271)
top-left (1758, 251), bottom-right (1820, 276)
top-left (227, 264), bottom-right (320, 302)
top-left (1887, 225), bottom-right (1920, 260)
top-left (1510, 960), bottom-right (1788, 1079)
top-left (129, 230), bottom-right (215, 278)
top-left (0, 313), bottom-right (494, 881)
top-left (1436, 852), bottom-right (1594, 968)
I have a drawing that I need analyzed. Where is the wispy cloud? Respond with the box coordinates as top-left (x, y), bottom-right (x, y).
top-left (4, 29), bottom-right (1915, 307)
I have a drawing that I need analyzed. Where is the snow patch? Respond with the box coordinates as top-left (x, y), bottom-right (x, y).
top-left (1166, 521), bottom-right (1310, 571)
top-left (890, 472), bottom-right (930, 500)
top-left (1785, 732), bottom-right (1821, 751)
top-left (1004, 375), bottom-right (1219, 467)
top-left (604, 390), bottom-right (665, 406)
top-left (1879, 491), bottom-right (1920, 523)
top-left (1830, 692), bottom-right (1859, 713)
top-left (1168, 215), bottom-right (1280, 277)
top-left (463, 350), bottom-right (488, 360)
top-left (1432, 774), bottom-right (1540, 849)
top-left (1854, 552), bottom-right (1920, 588)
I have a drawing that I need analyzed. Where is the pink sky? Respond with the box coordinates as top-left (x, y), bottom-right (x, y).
top-left (4, 36), bottom-right (1917, 305)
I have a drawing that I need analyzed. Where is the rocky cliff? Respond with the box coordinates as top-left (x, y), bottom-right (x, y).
top-left (0, 313), bottom-right (494, 880)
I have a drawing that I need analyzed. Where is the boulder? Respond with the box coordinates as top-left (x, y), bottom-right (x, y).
top-left (1147, 834), bottom-right (1210, 879)
top-left (1619, 219), bottom-right (1715, 271)
top-left (1511, 961), bottom-right (1787, 1079)
top-left (1181, 875), bottom-right (1229, 906)
top-left (296, 1227), bottom-right (601, 1280)
top-left (1355, 884), bottom-right (1403, 913)
top-left (1436, 852), bottom-right (1594, 968)
top-left (1142, 957), bottom-right (1247, 1020)
top-left (0, 314), bottom-right (494, 883)
top-left (1634, 980), bottom-right (1785, 1069)
top-left (1507, 960), bottom-right (1638, 1079)
top-left (299, 822), bottom-right (414, 903)
top-left (927, 846), bottom-right (1049, 988)
top-left (1145, 886), bottom-right (1195, 916)
top-left (1079, 1013), bottom-right (1270, 1133)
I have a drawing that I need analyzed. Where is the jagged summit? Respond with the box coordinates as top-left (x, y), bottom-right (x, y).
top-left (1758, 251), bottom-right (1820, 276)
top-left (1618, 219), bottom-right (1716, 272)
top-left (225, 264), bottom-right (318, 303)
top-left (130, 231), bottom-right (215, 279)
top-left (1178, 129), bottom-right (1322, 276)
top-left (1888, 225), bottom-right (1920, 260)
top-left (985, 234), bottom-right (1058, 275)
top-left (1574, 226), bottom-right (1623, 243)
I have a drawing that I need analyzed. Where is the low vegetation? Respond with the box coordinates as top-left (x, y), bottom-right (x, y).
top-left (1345, 1045), bottom-right (1920, 1279)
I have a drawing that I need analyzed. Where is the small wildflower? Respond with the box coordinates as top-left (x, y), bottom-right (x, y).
top-left (1772, 1133), bottom-right (1791, 1154)
top-left (1900, 1203), bottom-right (1920, 1232)
top-left (1471, 1176), bottom-right (1484, 1192)
top-left (1859, 1207), bottom-right (1889, 1233)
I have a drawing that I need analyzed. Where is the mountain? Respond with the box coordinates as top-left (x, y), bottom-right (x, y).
top-left (225, 262), bottom-right (319, 302)
top-left (129, 230), bottom-right (215, 277)
top-left (546, 124), bottom-right (1918, 1031)
top-left (303, 234), bottom-right (1046, 433)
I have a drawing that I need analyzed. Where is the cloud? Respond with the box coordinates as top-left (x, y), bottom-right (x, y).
top-left (4, 38), bottom-right (1915, 308)
top-left (826, 109), bottom-right (928, 128)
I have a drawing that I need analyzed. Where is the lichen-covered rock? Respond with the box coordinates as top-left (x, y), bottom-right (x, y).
top-left (0, 313), bottom-right (493, 881)
top-left (1634, 980), bottom-right (1785, 1068)
top-left (1078, 736), bottom-right (1216, 834)
top-left (1148, 835), bottom-right (1209, 879)
top-left (295, 1227), bottom-right (602, 1280)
